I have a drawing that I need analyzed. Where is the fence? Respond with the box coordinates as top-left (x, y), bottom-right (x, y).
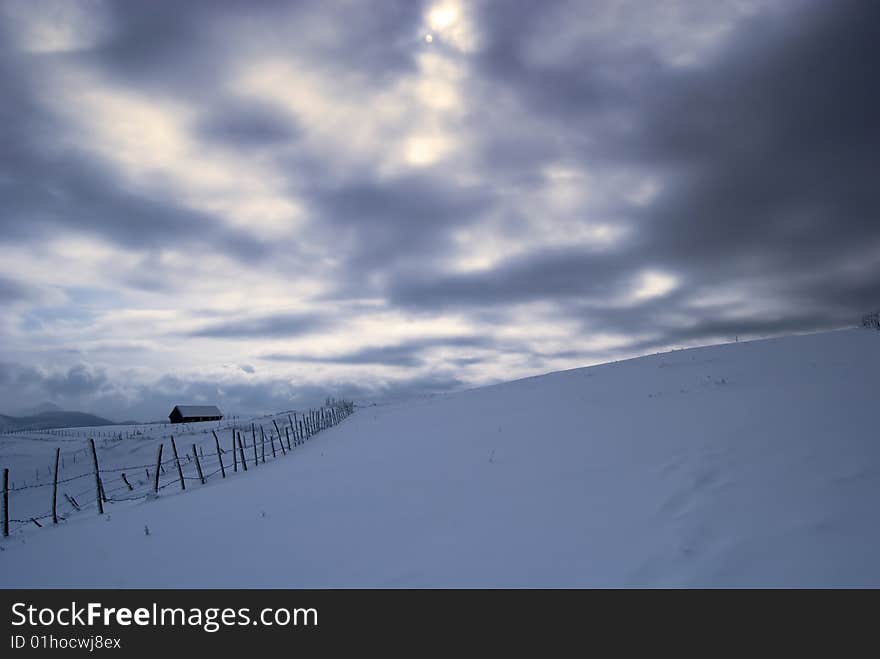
top-left (862, 312), bottom-right (880, 330)
top-left (1, 402), bottom-right (354, 537)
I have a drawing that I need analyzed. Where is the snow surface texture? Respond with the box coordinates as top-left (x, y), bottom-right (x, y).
top-left (1, 329), bottom-right (879, 587)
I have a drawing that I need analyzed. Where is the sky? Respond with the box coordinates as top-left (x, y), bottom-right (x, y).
top-left (0, 0), bottom-right (877, 421)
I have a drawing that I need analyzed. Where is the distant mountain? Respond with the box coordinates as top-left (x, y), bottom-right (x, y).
top-left (0, 410), bottom-right (115, 432)
top-left (17, 401), bottom-right (64, 416)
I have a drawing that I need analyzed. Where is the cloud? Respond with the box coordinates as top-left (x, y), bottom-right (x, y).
top-left (194, 100), bottom-right (299, 148)
top-left (391, 246), bottom-right (640, 310)
top-left (0, 358), bottom-right (466, 421)
top-left (185, 311), bottom-right (327, 339)
top-left (0, 362), bottom-right (109, 415)
top-left (0, 276), bottom-right (34, 303)
top-left (262, 335), bottom-right (492, 367)
top-left (304, 172), bottom-right (495, 277)
top-left (390, 0), bottom-right (880, 342)
top-left (1, 0), bottom-right (877, 417)
top-left (44, 363), bottom-right (108, 398)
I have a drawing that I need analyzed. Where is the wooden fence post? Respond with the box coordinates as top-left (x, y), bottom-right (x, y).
top-left (267, 426), bottom-right (277, 459)
top-left (276, 430), bottom-right (286, 456)
top-left (171, 436), bottom-right (185, 491)
top-left (89, 438), bottom-right (103, 515)
top-left (153, 443), bottom-right (164, 493)
top-left (273, 420), bottom-right (285, 455)
top-left (52, 447), bottom-right (60, 524)
top-left (232, 429), bottom-right (238, 472)
top-left (2, 468), bottom-right (8, 537)
top-left (213, 431), bottom-right (226, 478)
top-left (238, 433), bottom-right (248, 472)
top-left (192, 444), bottom-right (205, 485)
top-left (260, 427), bottom-right (267, 463)
top-left (251, 424), bottom-right (258, 466)
top-left (121, 473), bottom-right (133, 491)
top-left (285, 427), bottom-right (292, 452)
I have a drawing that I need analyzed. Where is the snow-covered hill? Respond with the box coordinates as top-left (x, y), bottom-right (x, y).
top-left (2, 328), bottom-right (879, 587)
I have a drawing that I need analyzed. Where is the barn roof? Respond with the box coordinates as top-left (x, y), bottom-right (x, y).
top-left (172, 405), bottom-right (222, 417)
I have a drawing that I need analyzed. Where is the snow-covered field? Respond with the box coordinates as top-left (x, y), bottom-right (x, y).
top-left (0, 412), bottom-right (320, 533)
top-left (1, 328), bottom-right (879, 587)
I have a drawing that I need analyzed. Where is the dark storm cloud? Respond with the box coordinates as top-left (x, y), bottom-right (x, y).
top-left (473, 0), bottom-right (651, 123)
top-left (0, 31), bottom-right (273, 264)
top-left (0, 0), bottom-right (434, 302)
top-left (306, 173), bottom-right (495, 273)
top-left (262, 335), bottom-right (492, 367)
top-left (661, 313), bottom-right (842, 346)
top-left (194, 100), bottom-right (299, 148)
top-left (621, 0), bottom-right (880, 335)
top-left (628, 0), bottom-right (880, 270)
top-left (391, 245), bottom-right (638, 310)
top-left (1, 147), bottom-right (272, 261)
top-left (264, 344), bottom-right (424, 367)
top-left (394, 0), bottom-right (880, 346)
top-left (186, 311), bottom-right (327, 339)
top-left (90, 0), bottom-right (426, 91)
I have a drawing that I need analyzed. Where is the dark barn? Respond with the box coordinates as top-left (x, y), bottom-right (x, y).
top-left (169, 405), bottom-right (223, 423)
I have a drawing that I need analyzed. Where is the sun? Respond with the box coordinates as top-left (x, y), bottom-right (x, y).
top-left (428, 4), bottom-right (459, 31)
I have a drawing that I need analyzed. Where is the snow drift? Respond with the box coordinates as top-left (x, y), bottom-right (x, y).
top-left (1, 328), bottom-right (879, 587)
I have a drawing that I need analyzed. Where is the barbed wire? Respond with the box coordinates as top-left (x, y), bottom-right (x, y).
top-left (1, 405), bottom-right (355, 537)
top-left (6, 472), bottom-right (93, 492)
top-left (5, 421), bottom-right (334, 493)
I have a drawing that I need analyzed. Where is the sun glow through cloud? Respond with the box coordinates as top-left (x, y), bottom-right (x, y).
top-left (429, 3), bottom-right (459, 31)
